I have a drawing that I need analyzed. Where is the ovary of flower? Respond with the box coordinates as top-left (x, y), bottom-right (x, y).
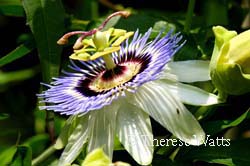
top-left (70, 28), bottom-right (134, 61)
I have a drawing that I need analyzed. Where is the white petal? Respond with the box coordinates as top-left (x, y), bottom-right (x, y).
top-left (159, 80), bottom-right (220, 106)
top-left (131, 81), bottom-right (205, 145)
top-left (87, 102), bottom-right (119, 158)
top-left (58, 115), bottom-right (89, 166)
top-left (162, 60), bottom-right (211, 82)
top-left (116, 99), bottom-right (153, 165)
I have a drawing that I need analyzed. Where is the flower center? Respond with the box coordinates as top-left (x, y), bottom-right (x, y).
top-left (75, 52), bottom-right (151, 97)
top-left (89, 62), bottom-right (142, 92)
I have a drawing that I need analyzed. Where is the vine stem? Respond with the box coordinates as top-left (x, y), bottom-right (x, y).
top-left (184, 0), bottom-right (196, 33)
top-left (32, 145), bottom-right (56, 166)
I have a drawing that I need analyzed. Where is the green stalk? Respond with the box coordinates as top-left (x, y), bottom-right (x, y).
top-left (32, 145), bottom-right (56, 166)
top-left (184, 0), bottom-right (196, 33)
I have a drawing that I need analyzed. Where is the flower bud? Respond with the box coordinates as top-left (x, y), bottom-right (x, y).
top-left (210, 26), bottom-right (250, 96)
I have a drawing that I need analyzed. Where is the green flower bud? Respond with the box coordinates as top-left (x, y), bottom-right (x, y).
top-left (210, 26), bottom-right (250, 97)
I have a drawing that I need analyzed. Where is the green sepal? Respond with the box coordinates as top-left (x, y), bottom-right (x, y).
top-left (210, 26), bottom-right (250, 96)
top-left (213, 63), bottom-right (250, 95)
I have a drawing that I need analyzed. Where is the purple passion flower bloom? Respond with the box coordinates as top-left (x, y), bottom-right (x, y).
top-left (39, 29), bottom-right (220, 165)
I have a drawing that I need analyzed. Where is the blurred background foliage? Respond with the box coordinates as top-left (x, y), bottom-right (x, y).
top-left (0, 0), bottom-right (250, 165)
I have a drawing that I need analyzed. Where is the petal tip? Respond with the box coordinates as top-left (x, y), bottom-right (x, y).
top-left (136, 154), bottom-right (153, 166)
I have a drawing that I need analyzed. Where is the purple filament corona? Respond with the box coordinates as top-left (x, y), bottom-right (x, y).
top-left (38, 29), bottom-right (184, 115)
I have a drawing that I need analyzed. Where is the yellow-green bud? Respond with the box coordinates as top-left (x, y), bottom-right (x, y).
top-left (81, 148), bottom-right (111, 166)
top-left (210, 26), bottom-right (250, 96)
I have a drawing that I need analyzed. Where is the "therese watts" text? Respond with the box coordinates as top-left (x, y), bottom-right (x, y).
top-left (128, 134), bottom-right (230, 147)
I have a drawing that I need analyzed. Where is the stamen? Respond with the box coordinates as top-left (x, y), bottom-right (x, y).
top-left (57, 11), bottom-right (133, 71)
top-left (57, 30), bottom-right (97, 45)
top-left (73, 35), bottom-right (87, 50)
top-left (57, 11), bottom-right (130, 46)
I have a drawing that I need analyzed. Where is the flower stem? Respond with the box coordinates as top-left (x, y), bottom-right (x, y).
top-left (32, 145), bottom-right (56, 166)
top-left (102, 54), bottom-right (116, 70)
top-left (184, 0), bottom-right (196, 33)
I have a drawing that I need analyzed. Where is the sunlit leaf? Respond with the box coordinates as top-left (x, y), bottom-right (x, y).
top-left (10, 146), bottom-right (32, 166)
top-left (0, 42), bottom-right (34, 67)
top-left (22, 0), bottom-right (65, 82)
top-left (0, 146), bottom-right (16, 166)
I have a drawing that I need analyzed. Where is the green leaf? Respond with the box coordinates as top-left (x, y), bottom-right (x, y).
top-left (23, 134), bottom-right (50, 157)
top-left (0, 135), bottom-right (49, 166)
top-left (175, 138), bottom-right (250, 166)
top-left (0, 146), bottom-right (17, 166)
top-left (10, 146), bottom-right (32, 166)
top-left (174, 33), bottom-right (200, 61)
top-left (22, 0), bottom-right (65, 82)
top-left (205, 158), bottom-right (234, 166)
top-left (0, 0), bottom-right (24, 17)
top-left (0, 67), bottom-right (38, 86)
top-left (0, 113), bottom-right (9, 120)
top-left (0, 6), bottom-right (24, 17)
top-left (204, 110), bottom-right (250, 135)
top-left (0, 42), bottom-right (34, 67)
top-left (151, 21), bottom-right (176, 38)
top-left (101, 14), bottom-right (122, 31)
